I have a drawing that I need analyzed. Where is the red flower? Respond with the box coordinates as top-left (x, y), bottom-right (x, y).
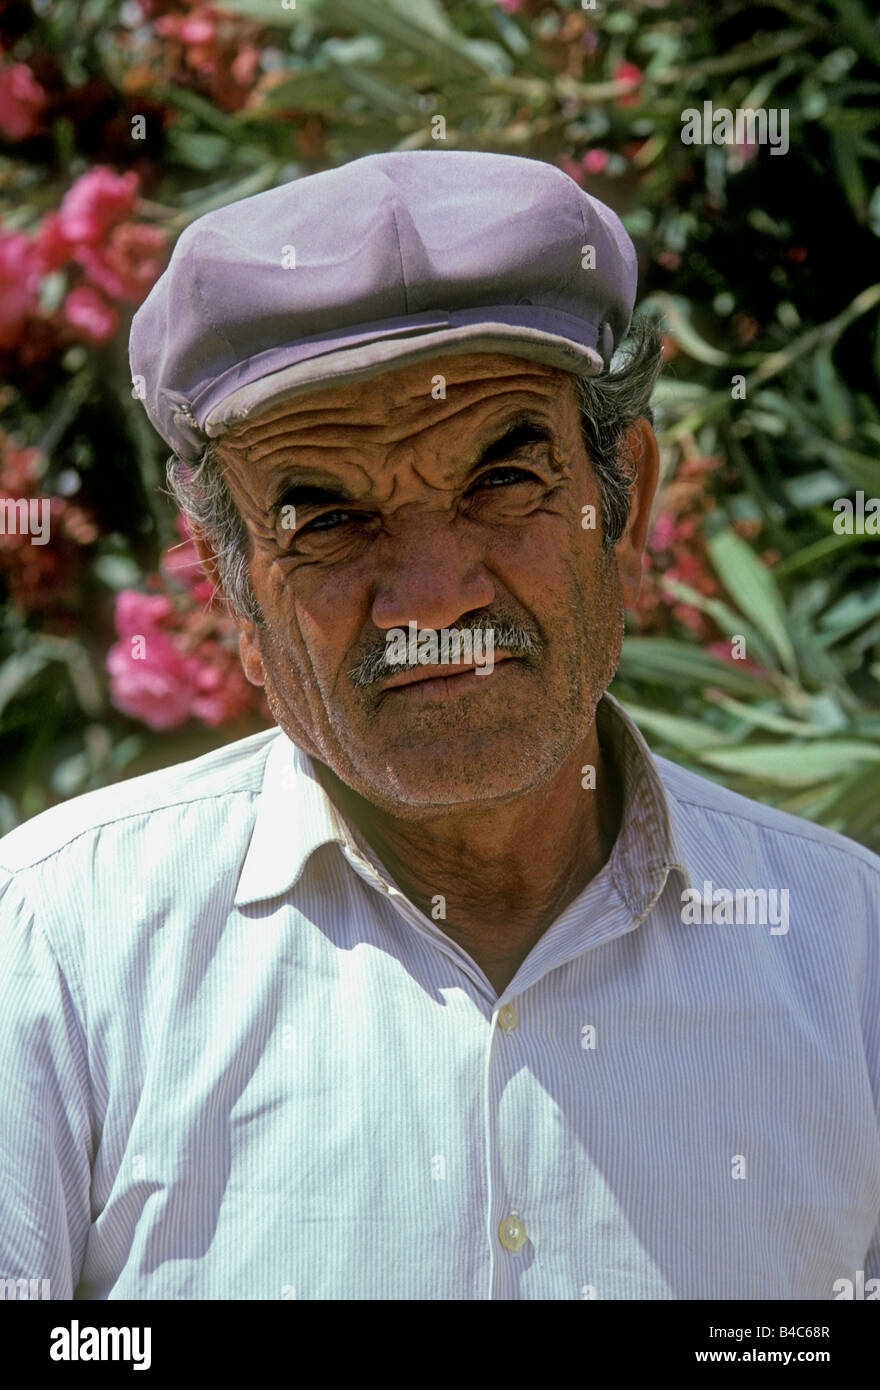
top-left (150, 4), bottom-right (266, 112)
top-left (0, 64), bottom-right (47, 140)
top-left (0, 435), bottom-right (99, 614)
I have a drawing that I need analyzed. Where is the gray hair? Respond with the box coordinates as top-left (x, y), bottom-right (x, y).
top-left (165, 314), bottom-right (664, 623)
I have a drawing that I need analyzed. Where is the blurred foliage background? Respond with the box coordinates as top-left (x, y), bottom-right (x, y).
top-left (1, 0), bottom-right (879, 847)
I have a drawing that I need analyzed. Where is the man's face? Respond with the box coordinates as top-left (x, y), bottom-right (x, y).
top-left (211, 351), bottom-right (654, 815)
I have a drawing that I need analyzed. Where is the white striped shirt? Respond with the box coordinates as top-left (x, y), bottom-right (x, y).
top-left (1, 692), bottom-right (878, 1300)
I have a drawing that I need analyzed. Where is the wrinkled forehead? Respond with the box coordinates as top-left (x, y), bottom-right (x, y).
top-left (216, 351), bottom-right (578, 460)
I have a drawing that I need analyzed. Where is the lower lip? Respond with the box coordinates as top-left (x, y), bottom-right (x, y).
top-left (381, 661), bottom-right (516, 701)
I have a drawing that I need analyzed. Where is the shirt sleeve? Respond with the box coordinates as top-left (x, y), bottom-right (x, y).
top-left (0, 868), bottom-right (93, 1299)
top-left (861, 860), bottom-right (880, 1286)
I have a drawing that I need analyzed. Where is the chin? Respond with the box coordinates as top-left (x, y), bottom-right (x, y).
top-left (350, 734), bottom-right (564, 813)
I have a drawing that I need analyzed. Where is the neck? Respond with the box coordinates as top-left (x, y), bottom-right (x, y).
top-left (312, 716), bottom-right (623, 956)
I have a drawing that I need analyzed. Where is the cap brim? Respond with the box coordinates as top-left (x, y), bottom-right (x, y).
top-left (201, 322), bottom-right (604, 439)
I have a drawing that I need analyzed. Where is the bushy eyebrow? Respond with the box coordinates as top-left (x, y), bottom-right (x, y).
top-left (267, 413), bottom-right (556, 515)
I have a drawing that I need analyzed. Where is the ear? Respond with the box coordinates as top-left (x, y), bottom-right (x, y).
top-left (614, 418), bottom-right (660, 610)
top-left (191, 529), bottom-right (265, 689)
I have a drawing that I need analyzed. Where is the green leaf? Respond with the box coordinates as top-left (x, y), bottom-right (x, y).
top-left (93, 554), bottom-right (145, 591)
top-left (830, 130), bottom-right (870, 221)
top-left (659, 577), bottom-right (778, 673)
top-left (167, 129), bottom-right (233, 172)
top-left (617, 638), bottom-right (779, 698)
top-left (239, 70), bottom-right (356, 116)
top-left (818, 586), bottom-right (880, 641)
top-left (705, 696), bottom-right (827, 737)
top-left (821, 440), bottom-right (880, 494)
top-left (697, 740), bottom-right (880, 785)
top-left (784, 470), bottom-right (849, 507)
top-left (226, 0), bottom-right (511, 76)
top-left (640, 292), bottom-right (731, 365)
top-left (616, 702), bottom-right (732, 751)
top-left (707, 530), bottom-right (797, 674)
top-left (827, 0), bottom-right (880, 67)
top-left (812, 342), bottom-right (854, 437)
top-left (0, 650), bottom-right (52, 721)
top-left (818, 762), bottom-right (880, 838)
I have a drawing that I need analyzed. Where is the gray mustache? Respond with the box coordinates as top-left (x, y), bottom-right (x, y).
top-left (348, 619), bottom-right (542, 689)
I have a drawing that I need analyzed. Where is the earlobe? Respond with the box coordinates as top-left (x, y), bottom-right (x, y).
top-left (239, 626), bottom-right (265, 688)
top-left (615, 419), bottom-right (660, 609)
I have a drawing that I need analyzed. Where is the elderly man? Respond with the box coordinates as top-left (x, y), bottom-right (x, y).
top-left (1, 151), bottom-right (878, 1302)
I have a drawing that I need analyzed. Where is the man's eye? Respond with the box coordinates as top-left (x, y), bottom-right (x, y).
top-left (473, 467), bottom-right (541, 490)
top-left (295, 509), bottom-right (355, 535)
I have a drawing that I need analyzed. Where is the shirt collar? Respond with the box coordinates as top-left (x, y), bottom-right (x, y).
top-left (234, 690), bottom-right (696, 910)
top-left (234, 732), bottom-right (364, 907)
top-left (596, 690), bottom-right (695, 919)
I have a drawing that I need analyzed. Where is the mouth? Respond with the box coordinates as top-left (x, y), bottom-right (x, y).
top-left (378, 653), bottom-right (516, 699)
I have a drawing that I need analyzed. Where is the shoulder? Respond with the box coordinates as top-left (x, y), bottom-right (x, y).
top-left (0, 727), bottom-right (281, 876)
top-left (655, 752), bottom-right (880, 884)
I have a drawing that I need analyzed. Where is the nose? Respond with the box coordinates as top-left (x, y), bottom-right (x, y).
top-left (370, 508), bottom-right (495, 634)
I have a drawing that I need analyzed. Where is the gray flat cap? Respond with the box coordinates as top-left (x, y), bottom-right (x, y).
top-left (129, 150), bottom-right (638, 462)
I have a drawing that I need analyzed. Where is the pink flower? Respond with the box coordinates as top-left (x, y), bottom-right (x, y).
top-left (190, 644), bottom-right (254, 725)
top-left (613, 61), bottom-right (643, 107)
top-left (107, 589), bottom-right (257, 729)
top-left (230, 44), bottom-right (260, 86)
top-left (582, 148), bottom-right (608, 175)
top-left (107, 590), bottom-right (196, 729)
top-left (76, 221), bottom-right (167, 304)
top-left (495, 0), bottom-right (526, 10)
top-left (0, 230), bottom-right (41, 350)
top-left (33, 211), bottom-right (76, 274)
top-left (0, 64), bottom-right (47, 140)
top-left (107, 636), bottom-right (199, 730)
top-left (114, 590), bottom-right (176, 636)
top-left (62, 286), bottom-right (119, 344)
top-left (155, 11), bottom-right (217, 45)
top-left (648, 511), bottom-right (678, 553)
top-left (56, 167), bottom-right (139, 246)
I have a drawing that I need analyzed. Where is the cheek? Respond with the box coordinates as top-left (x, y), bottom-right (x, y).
top-left (259, 556), bottom-right (371, 677)
top-left (484, 507), bottom-right (595, 603)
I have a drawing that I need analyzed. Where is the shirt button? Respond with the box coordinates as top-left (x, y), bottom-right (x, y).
top-left (498, 1212), bottom-right (527, 1253)
top-left (498, 1003), bottom-right (519, 1031)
